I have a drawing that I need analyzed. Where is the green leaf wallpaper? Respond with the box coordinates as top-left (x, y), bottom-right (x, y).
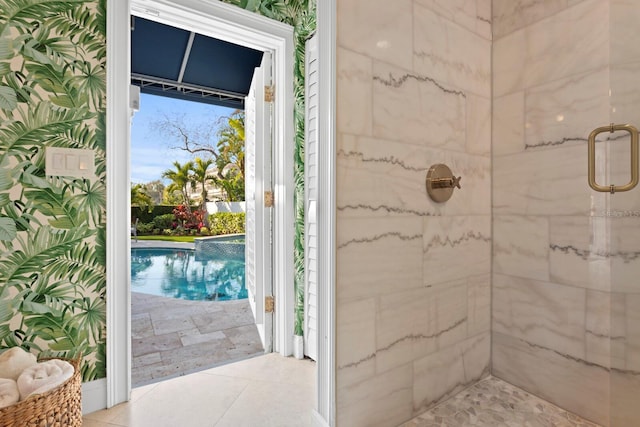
top-left (222, 0), bottom-right (316, 336)
top-left (0, 0), bottom-right (106, 381)
top-left (0, 0), bottom-right (314, 386)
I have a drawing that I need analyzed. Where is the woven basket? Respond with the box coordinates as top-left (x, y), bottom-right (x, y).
top-left (0, 357), bottom-right (82, 427)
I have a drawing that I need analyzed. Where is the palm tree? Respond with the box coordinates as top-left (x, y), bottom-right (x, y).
top-left (210, 112), bottom-right (245, 202)
top-left (216, 111), bottom-right (245, 182)
top-left (212, 169), bottom-right (244, 202)
top-left (191, 157), bottom-right (214, 208)
top-left (161, 160), bottom-right (194, 210)
top-left (191, 157), bottom-right (214, 227)
top-left (131, 183), bottom-right (153, 212)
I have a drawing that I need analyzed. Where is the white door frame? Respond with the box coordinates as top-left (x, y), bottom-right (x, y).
top-left (315, 2), bottom-right (336, 425)
top-left (107, 1), bottom-right (336, 424)
top-left (106, 0), bottom-right (297, 408)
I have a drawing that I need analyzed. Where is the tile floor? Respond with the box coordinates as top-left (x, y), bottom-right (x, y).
top-left (131, 292), bottom-right (263, 386)
top-left (118, 243), bottom-right (601, 427)
top-left (83, 353), bottom-right (316, 427)
top-left (85, 362), bottom-right (603, 427)
top-left (402, 376), bottom-right (601, 427)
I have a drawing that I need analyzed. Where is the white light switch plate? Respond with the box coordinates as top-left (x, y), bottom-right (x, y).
top-left (45, 147), bottom-right (95, 178)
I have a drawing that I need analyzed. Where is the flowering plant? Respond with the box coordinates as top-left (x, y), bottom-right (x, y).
top-left (172, 205), bottom-right (204, 230)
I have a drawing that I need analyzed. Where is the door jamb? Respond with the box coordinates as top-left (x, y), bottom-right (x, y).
top-left (315, 2), bottom-right (336, 425)
top-left (106, 0), bottom-right (131, 408)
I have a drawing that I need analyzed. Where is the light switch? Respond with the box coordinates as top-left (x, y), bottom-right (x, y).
top-left (78, 155), bottom-right (90, 170)
top-left (65, 154), bottom-right (78, 170)
top-left (46, 147), bottom-right (95, 178)
top-left (52, 153), bottom-right (65, 169)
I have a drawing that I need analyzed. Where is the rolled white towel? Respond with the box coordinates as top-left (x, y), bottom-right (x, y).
top-left (17, 360), bottom-right (74, 400)
top-left (0, 379), bottom-right (19, 408)
top-left (0, 347), bottom-right (37, 381)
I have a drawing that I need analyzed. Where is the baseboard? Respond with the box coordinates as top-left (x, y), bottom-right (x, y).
top-left (311, 409), bottom-right (330, 427)
top-left (82, 379), bottom-right (107, 415)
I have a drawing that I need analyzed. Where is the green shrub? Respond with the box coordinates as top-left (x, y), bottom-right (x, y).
top-left (131, 205), bottom-right (177, 223)
top-left (153, 214), bottom-right (176, 230)
top-left (209, 212), bottom-right (245, 235)
top-left (136, 222), bottom-right (155, 234)
top-left (162, 228), bottom-right (173, 235)
top-left (199, 227), bottom-right (210, 235)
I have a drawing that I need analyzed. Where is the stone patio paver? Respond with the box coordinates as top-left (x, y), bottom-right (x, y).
top-left (131, 291), bottom-right (263, 386)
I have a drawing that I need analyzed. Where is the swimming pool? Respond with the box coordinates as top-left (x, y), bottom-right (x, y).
top-left (131, 247), bottom-right (247, 301)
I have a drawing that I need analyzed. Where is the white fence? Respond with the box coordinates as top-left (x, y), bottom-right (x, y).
top-left (205, 201), bottom-right (246, 214)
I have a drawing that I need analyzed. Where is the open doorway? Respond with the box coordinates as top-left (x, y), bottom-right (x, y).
top-left (105, 1), bottom-right (336, 423)
top-left (128, 10), bottom-right (278, 385)
top-left (103, 0), bottom-right (340, 420)
top-left (129, 94), bottom-right (263, 385)
top-left (104, 0), bottom-right (298, 398)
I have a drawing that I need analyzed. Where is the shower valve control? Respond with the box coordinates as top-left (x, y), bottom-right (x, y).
top-left (426, 164), bottom-right (461, 203)
top-left (431, 175), bottom-right (462, 189)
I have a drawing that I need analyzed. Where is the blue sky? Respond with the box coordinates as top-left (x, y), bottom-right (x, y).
top-left (130, 93), bottom-right (234, 184)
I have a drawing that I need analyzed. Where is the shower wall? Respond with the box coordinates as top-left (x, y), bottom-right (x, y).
top-left (335, 1), bottom-right (492, 425)
top-left (492, 0), bottom-right (640, 426)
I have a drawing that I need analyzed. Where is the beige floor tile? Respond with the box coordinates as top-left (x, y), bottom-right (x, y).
top-left (201, 353), bottom-right (316, 387)
top-left (83, 402), bottom-right (131, 424)
top-left (108, 372), bottom-right (249, 427)
top-left (82, 419), bottom-right (127, 427)
top-left (131, 381), bottom-right (161, 401)
top-left (84, 354), bottom-right (317, 427)
top-left (83, 382), bottom-right (162, 424)
top-left (214, 379), bottom-right (315, 427)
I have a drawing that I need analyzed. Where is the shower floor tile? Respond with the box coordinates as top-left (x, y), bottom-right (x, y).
top-left (401, 376), bottom-right (601, 427)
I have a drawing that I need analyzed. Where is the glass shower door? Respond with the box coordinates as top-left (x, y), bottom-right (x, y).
top-left (608, 1), bottom-right (640, 425)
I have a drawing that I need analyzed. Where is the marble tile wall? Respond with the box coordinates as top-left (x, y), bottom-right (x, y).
top-left (493, 0), bottom-right (640, 426)
top-left (336, 0), bottom-right (640, 426)
top-left (336, 1), bottom-right (491, 425)
top-left (492, 0), bottom-right (585, 39)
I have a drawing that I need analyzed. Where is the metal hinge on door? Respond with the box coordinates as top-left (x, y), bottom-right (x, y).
top-left (264, 190), bottom-right (274, 208)
top-left (265, 295), bottom-right (274, 313)
top-left (264, 85), bottom-right (275, 102)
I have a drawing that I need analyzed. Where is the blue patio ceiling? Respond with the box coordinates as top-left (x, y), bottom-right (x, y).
top-left (131, 16), bottom-right (264, 109)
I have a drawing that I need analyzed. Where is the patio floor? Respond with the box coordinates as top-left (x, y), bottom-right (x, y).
top-left (131, 291), bottom-right (264, 386)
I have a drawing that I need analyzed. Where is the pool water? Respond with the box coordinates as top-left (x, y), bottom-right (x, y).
top-left (131, 248), bottom-right (247, 301)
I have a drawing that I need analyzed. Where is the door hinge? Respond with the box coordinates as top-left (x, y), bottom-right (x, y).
top-left (264, 85), bottom-right (275, 102)
top-left (265, 295), bottom-right (274, 313)
top-left (264, 190), bottom-right (274, 208)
